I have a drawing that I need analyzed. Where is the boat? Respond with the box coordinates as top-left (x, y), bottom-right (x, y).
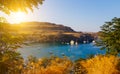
top-left (61, 53), bottom-right (65, 56)
top-left (92, 40), bottom-right (96, 44)
top-left (70, 40), bottom-right (74, 45)
top-left (83, 41), bottom-right (87, 44)
top-left (92, 40), bottom-right (95, 43)
top-left (75, 42), bottom-right (78, 45)
top-left (49, 51), bottom-right (53, 54)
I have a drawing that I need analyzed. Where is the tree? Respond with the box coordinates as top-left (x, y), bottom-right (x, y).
top-left (0, 0), bottom-right (44, 50)
top-left (97, 17), bottom-right (120, 55)
top-left (0, 0), bottom-right (44, 73)
top-left (0, 17), bottom-right (24, 74)
top-left (0, 0), bottom-right (44, 14)
top-left (0, 17), bottom-right (23, 51)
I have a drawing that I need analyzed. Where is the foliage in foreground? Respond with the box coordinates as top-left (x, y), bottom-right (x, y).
top-left (79, 55), bottom-right (120, 74)
top-left (0, 55), bottom-right (73, 74)
top-left (25, 55), bottom-right (120, 74)
top-left (1, 54), bottom-right (120, 74)
top-left (22, 56), bottom-right (73, 74)
top-left (0, 50), bottom-right (23, 74)
top-left (0, 0), bottom-right (44, 14)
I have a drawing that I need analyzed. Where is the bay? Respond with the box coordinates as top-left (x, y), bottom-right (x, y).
top-left (17, 43), bottom-right (105, 61)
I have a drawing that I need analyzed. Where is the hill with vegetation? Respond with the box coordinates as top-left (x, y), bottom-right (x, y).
top-left (18, 22), bottom-right (75, 33)
top-left (11, 22), bottom-right (95, 43)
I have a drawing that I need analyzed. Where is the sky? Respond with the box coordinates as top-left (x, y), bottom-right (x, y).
top-left (0, 0), bottom-right (120, 32)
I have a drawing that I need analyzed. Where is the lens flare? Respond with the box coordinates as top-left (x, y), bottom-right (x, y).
top-left (10, 12), bottom-right (26, 24)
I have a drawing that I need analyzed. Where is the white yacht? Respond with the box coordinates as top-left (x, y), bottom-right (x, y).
top-left (70, 40), bottom-right (74, 45)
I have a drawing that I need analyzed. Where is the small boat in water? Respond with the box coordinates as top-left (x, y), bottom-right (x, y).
top-left (92, 40), bottom-right (96, 44)
top-left (49, 51), bottom-right (53, 54)
top-left (61, 53), bottom-right (65, 56)
top-left (75, 42), bottom-right (78, 45)
top-left (70, 40), bottom-right (74, 45)
top-left (83, 41), bottom-right (87, 44)
top-left (92, 40), bottom-right (95, 43)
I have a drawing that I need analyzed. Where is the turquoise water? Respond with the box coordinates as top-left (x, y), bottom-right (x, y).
top-left (17, 43), bottom-right (105, 61)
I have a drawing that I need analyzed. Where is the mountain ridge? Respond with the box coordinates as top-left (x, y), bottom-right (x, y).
top-left (18, 22), bottom-right (75, 33)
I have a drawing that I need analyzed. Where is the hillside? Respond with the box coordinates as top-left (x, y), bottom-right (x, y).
top-left (10, 22), bottom-right (95, 43)
top-left (18, 22), bottom-right (75, 33)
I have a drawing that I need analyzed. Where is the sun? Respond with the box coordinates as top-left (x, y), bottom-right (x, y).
top-left (10, 12), bottom-right (26, 24)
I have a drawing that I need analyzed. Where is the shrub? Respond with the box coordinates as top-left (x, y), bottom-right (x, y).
top-left (79, 55), bottom-right (120, 74)
top-left (22, 56), bottom-right (73, 74)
